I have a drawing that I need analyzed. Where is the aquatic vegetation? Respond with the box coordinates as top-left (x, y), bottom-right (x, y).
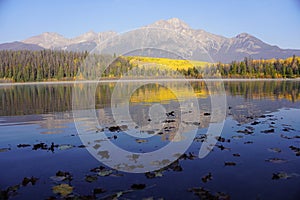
top-left (52, 171), bottom-right (72, 182)
top-left (22, 177), bottom-right (38, 186)
top-left (0, 148), bottom-right (10, 152)
top-left (201, 172), bottom-right (213, 183)
top-left (261, 129), bottom-right (275, 134)
top-left (216, 144), bottom-right (231, 151)
top-left (145, 171), bottom-right (163, 179)
top-left (265, 158), bottom-right (287, 164)
top-left (17, 144), bottom-right (31, 148)
top-left (52, 184), bottom-right (73, 197)
top-left (237, 129), bottom-right (254, 135)
top-left (272, 172), bottom-right (300, 180)
top-left (58, 144), bottom-right (74, 150)
top-left (136, 139), bottom-right (148, 144)
top-left (268, 148), bottom-right (282, 153)
top-left (215, 136), bottom-right (230, 143)
top-left (289, 145), bottom-right (300, 156)
top-left (224, 162), bottom-right (236, 166)
top-left (131, 183), bottom-right (146, 190)
top-left (85, 175), bottom-right (98, 183)
top-left (251, 121), bottom-right (260, 125)
top-left (188, 187), bottom-right (230, 199)
top-left (0, 184), bottom-right (20, 199)
top-left (98, 170), bottom-right (113, 177)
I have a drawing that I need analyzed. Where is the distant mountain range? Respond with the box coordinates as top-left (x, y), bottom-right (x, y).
top-left (1, 18), bottom-right (299, 63)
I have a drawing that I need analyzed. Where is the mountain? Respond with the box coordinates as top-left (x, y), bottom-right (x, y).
top-left (22, 31), bottom-right (117, 52)
top-left (1, 18), bottom-right (300, 62)
top-left (0, 41), bottom-right (44, 51)
top-left (22, 32), bottom-right (69, 49)
top-left (146, 18), bottom-right (300, 62)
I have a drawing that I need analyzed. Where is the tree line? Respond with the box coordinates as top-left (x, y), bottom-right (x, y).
top-left (0, 50), bottom-right (89, 82)
top-left (179, 56), bottom-right (300, 78)
top-left (0, 50), bottom-right (299, 82)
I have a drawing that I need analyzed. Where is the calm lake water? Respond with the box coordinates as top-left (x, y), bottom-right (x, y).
top-left (0, 80), bottom-right (300, 199)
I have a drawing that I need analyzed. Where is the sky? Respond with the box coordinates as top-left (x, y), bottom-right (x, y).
top-left (0, 0), bottom-right (300, 49)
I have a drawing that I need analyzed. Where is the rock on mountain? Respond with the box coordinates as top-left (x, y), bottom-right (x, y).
top-left (2, 18), bottom-right (300, 62)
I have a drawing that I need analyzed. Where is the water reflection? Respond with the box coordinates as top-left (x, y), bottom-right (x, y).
top-left (0, 80), bottom-right (299, 131)
top-left (225, 80), bottom-right (300, 102)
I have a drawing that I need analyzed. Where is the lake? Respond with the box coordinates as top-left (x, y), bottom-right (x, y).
top-left (1, 80), bottom-right (300, 199)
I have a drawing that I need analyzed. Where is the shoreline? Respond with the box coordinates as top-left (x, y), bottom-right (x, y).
top-left (0, 78), bottom-right (300, 86)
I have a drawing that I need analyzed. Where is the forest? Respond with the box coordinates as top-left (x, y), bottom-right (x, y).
top-left (0, 49), bottom-right (299, 82)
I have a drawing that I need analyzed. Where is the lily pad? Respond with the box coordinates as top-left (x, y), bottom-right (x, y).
top-left (97, 150), bottom-right (110, 159)
top-left (188, 187), bottom-right (230, 199)
top-left (166, 111), bottom-right (175, 117)
top-left (251, 121), bottom-right (260, 125)
top-left (131, 183), bottom-right (146, 190)
top-left (22, 177), bottom-right (38, 186)
top-left (145, 171), bottom-right (163, 179)
top-left (180, 152), bottom-right (197, 160)
top-left (85, 175), bottom-right (98, 183)
top-left (52, 184), bottom-right (73, 197)
top-left (201, 172), bottom-right (212, 183)
top-left (237, 129), bottom-right (253, 135)
top-left (98, 170), bottom-right (113, 177)
top-left (93, 187), bottom-right (106, 194)
top-left (58, 144), bottom-right (74, 150)
top-left (268, 148), bottom-right (282, 153)
top-left (50, 176), bottom-right (66, 182)
top-left (272, 172), bottom-right (300, 180)
top-left (17, 144), bottom-right (31, 148)
top-left (136, 139), bottom-right (148, 144)
top-left (100, 190), bottom-right (132, 199)
top-left (224, 162), bottom-right (236, 166)
top-left (32, 143), bottom-right (48, 150)
top-left (194, 134), bottom-right (207, 142)
top-left (93, 144), bottom-right (101, 150)
top-left (261, 129), bottom-right (275, 134)
top-left (54, 171), bottom-right (72, 181)
top-left (280, 134), bottom-right (293, 139)
top-left (215, 136), bottom-right (230, 143)
top-left (289, 145), bottom-right (300, 156)
top-left (0, 148), bottom-right (10, 152)
top-left (90, 165), bottom-right (105, 172)
top-left (282, 127), bottom-right (295, 132)
top-left (231, 135), bottom-right (243, 139)
top-left (0, 184), bottom-right (20, 199)
top-left (265, 158), bottom-right (287, 164)
top-left (216, 145), bottom-right (230, 151)
top-left (108, 125), bottom-right (128, 132)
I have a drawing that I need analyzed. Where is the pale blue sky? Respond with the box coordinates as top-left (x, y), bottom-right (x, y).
top-left (0, 0), bottom-right (300, 49)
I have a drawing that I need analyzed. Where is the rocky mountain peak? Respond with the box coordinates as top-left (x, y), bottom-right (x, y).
top-left (235, 33), bottom-right (254, 39)
top-left (166, 18), bottom-right (190, 29)
top-left (148, 18), bottom-right (190, 30)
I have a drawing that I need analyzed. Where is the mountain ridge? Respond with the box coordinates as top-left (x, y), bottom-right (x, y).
top-left (2, 18), bottom-right (300, 63)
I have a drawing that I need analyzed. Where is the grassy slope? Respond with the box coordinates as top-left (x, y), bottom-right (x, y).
top-left (126, 56), bottom-right (211, 70)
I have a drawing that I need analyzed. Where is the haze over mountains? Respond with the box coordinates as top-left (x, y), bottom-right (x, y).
top-left (1, 18), bottom-right (299, 63)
